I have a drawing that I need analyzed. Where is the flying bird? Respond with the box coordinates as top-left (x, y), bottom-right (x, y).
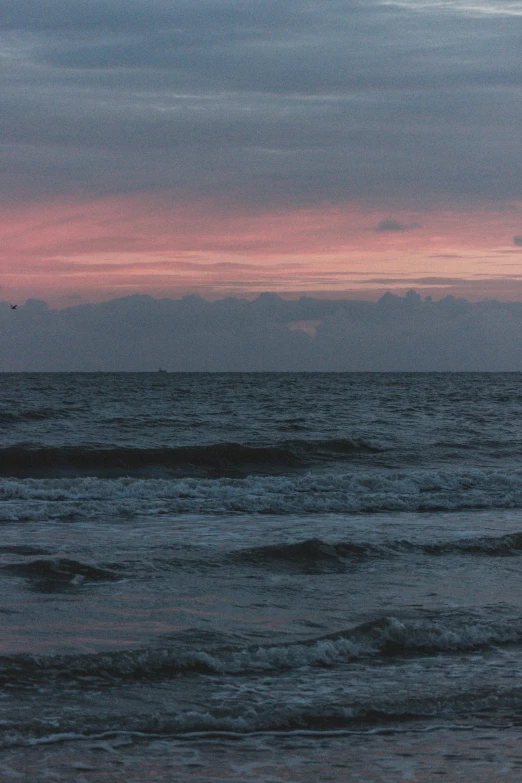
top-left (9, 303), bottom-right (17, 310)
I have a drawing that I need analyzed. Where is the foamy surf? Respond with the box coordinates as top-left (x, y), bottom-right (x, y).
top-left (2, 466), bottom-right (522, 521)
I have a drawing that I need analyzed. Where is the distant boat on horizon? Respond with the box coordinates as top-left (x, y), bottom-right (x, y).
top-left (158, 367), bottom-right (168, 373)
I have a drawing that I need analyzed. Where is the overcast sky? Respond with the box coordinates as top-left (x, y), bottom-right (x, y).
top-left (1, 0), bottom-right (522, 306)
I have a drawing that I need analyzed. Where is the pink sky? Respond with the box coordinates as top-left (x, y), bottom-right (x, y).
top-left (2, 196), bottom-right (522, 307)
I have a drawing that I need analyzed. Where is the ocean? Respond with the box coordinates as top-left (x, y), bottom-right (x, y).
top-left (1, 372), bottom-right (522, 781)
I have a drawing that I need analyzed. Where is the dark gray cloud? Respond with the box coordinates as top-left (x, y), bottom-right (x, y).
top-left (374, 218), bottom-right (419, 232)
top-left (4, 292), bottom-right (522, 371)
top-left (0, 0), bottom-right (521, 206)
top-left (514, 236), bottom-right (522, 246)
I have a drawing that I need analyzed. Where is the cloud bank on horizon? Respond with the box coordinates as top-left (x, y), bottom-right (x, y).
top-left (1, 0), bottom-right (522, 305)
top-left (3, 291), bottom-right (522, 371)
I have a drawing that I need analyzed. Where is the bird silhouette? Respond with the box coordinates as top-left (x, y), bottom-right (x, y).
top-left (9, 303), bottom-right (17, 310)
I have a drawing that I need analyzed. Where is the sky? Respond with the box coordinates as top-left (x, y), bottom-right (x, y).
top-left (1, 0), bottom-right (522, 308)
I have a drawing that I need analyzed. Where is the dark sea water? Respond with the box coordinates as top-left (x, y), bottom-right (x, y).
top-left (2, 372), bottom-right (522, 781)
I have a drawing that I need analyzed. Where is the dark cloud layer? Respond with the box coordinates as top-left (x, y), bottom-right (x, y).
top-left (1, 0), bottom-right (521, 206)
top-left (3, 292), bottom-right (522, 371)
top-left (374, 218), bottom-right (419, 232)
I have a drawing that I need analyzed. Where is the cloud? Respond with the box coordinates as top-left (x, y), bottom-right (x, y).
top-left (514, 236), bottom-right (522, 246)
top-left (374, 218), bottom-right (419, 233)
top-left (428, 254), bottom-right (464, 259)
top-left (0, 0), bottom-right (521, 207)
top-left (3, 292), bottom-right (522, 371)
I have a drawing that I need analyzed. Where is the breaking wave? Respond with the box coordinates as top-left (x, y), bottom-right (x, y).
top-left (1, 613), bottom-right (522, 687)
top-left (2, 467), bottom-right (522, 520)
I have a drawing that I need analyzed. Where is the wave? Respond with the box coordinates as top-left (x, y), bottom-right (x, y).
top-left (229, 537), bottom-right (369, 570)
top-left (3, 612), bottom-right (522, 742)
top-left (231, 531), bottom-right (522, 569)
top-left (3, 532), bottom-right (519, 588)
top-left (0, 545), bottom-right (51, 555)
top-left (2, 558), bottom-right (120, 590)
top-left (0, 439), bottom-right (380, 478)
top-left (2, 467), bottom-right (522, 520)
top-left (1, 613), bottom-right (521, 688)
top-left (419, 531), bottom-right (522, 556)
top-left (1, 689), bottom-right (514, 747)
top-left (0, 696), bottom-right (502, 744)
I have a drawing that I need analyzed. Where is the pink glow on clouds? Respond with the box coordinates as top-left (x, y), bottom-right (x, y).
top-left (1, 195), bottom-right (522, 306)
